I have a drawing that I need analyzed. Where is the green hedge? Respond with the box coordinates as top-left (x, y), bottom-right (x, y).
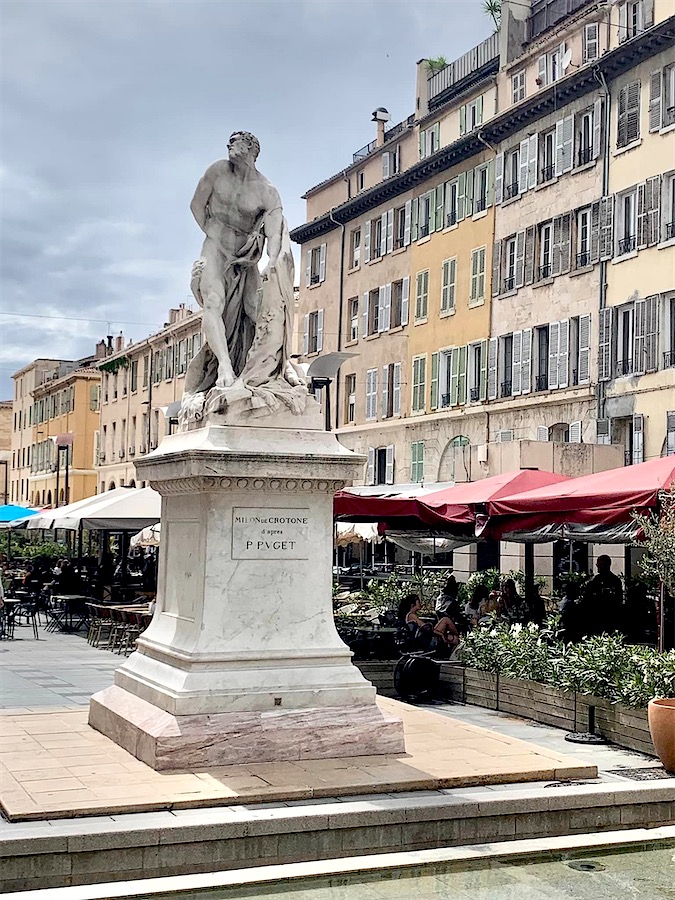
top-left (460, 622), bottom-right (675, 708)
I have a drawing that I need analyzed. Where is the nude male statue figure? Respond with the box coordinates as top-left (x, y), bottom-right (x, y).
top-left (186, 131), bottom-right (284, 392)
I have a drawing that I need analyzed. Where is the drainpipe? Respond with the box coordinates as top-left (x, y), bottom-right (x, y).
top-left (594, 65), bottom-right (611, 423)
top-left (328, 204), bottom-right (346, 430)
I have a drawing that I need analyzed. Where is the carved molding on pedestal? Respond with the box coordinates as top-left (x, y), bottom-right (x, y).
top-left (148, 476), bottom-right (347, 496)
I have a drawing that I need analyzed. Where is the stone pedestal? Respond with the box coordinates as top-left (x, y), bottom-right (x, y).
top-left (89, 425), bottom-right (404, 769)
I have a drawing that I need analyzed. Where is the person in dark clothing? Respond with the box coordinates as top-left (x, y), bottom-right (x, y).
top-left (559, 580), bottom-right (583, 642)
top-left (581, 555), bottom-right (624, 636)
top-left (435, 575), bottom-right (469, 632)
top-left (54, 560), bottom-right (82, 594)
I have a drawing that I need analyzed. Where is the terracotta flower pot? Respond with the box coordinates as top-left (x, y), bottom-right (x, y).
top-left (648, 698), bottom-right (675, 772)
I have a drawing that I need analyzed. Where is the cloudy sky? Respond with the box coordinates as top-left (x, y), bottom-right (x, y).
top-left (1, 0), bottom-right (489, 399)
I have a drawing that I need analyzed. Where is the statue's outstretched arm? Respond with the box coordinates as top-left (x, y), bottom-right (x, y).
top-left (262, 200), bottom-right (284, 272)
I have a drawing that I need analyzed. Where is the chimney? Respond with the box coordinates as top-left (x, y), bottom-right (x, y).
top-left (95, 340), bottom-right (107, 360)
top-left (115, 332), bottom-right (124, 352)
top-left (106, 334), bottom-right (113, 353)
top-left (371, 107), bottom-right (391, 147)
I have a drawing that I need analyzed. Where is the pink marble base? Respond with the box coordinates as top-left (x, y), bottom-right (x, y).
top-left (88, 685), bottom-right (405, 770)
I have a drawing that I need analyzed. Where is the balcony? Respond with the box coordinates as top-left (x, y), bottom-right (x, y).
top-left (572, 368), bottom-right (579, 386)
top-left (503, 276), bottom-right (515, 292)
top-left (419, 223), bottom-right (430, 238)
top-left (310, 273), bottom-right (320, 285)
top-left (576, 251), bottom-right (590, 268)
top-left (427, 32), bottom-right (499, 107)
top-left (540, 165), bottom-right (555, 183)
top-left (469, 387), bottom-right (480, 402)
top-left (500, 381), bottom-right (512, 398)
top-left (535, 374), bottom-right (548, 392)
top-left (616, 358), bottom-right (634, 376)
top-left (446, 210), bottom-right (457, 228)
top-left (504, 181), bottom-right (519, 201)
top-left (441, 393), bottom-right (451, 408)
top-left (352, 113), bottom-right (415, 163)
top-left (664, 351), bottom-right (675, 368)
top-left (617, 235), bottom-right (636, 256)
top-left (539, 263), bottom-right (552, 280)
top-left (664, 106), bottom-right (675, 127)
top-left (474, 195), bottom-right (487, 214)
top-left (666, 222), bottom-right (675, 240)
top-left (577, 145), bottom-right (593, 167)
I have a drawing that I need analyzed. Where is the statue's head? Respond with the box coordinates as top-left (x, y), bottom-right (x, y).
top-left (228, 131), bottom-right (260, 162)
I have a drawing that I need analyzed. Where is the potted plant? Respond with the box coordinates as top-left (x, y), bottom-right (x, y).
top-left (634, 487), bottom-right (675, 771)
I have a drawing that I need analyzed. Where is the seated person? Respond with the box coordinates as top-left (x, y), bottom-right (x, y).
top-left (499, 578), bottom-right (528, 623)
top-left (464, 583), bottom-right (489, 626)
top-left (54, 560), bottom-right (83, 594)
top-left (435, 575), bottom-right (469, 632)
top-left (397, 593), bottom-right (459, 654)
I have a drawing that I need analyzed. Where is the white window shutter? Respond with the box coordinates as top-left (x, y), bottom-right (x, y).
top-left (393, 363), bottom-right (401, 415)
top-left (435, 184), bottom-right (445, 230)
top-left (512, 330), bottom-right (523, 395)
top-left (385, 445), bottom-right (395, 485)
top-left (486, 158), bottom-right (495, 208)
top-left (377, 286), bottom-right (386, 333)
top-left (637, 182), bottom-right (648, 248)
top-left (303, 314), bottom-right (309, 355)
top-left (401, 276), bottom-right (410, 326)
top-left (457, 172), bottom-right (466, 221)
top-left (645, 294), bottom-right (659, 372)
top-left (362, 292), bottom-right (369, 338)
top-left (649, 69), bottom-right (663, 132)
top-left (593, 97), bottom-right (603, 159)
top-left (411, 196), bottom-right (419, 241)
top-left (578, 313), bottom-right (591, 384)
top-left (379, 212), bottom-right (387, 255)
top-left (318, 244), bottom-right (326, 282)
top-left (363, 220), bottom-right (371, 263)
top-left (524, 225), bottom-right (536, 285)
top-left (430, 351), bottom-right (440, 409)
top-left (590, 200), bottom-right (600, 263)
top-left (597, 419), bottom-right (611, 444)
top-left (537, 55), bottom-right (547, 86)
top-left (598, 307), bottom-right (612, 381)
top-left (494, 152), bottom-right (504, 205)
top-left (552, 215), bottom-right (563, 277)
top-left (381, 365), bottom-right (389, 418)
top-left (618, 1), bottom-right (627, 42)
top-left (558, 319), bottom-right (569, 388)
top-left (492, 239), bottom-right (502, 296)
top-left (569, 421), bottom-right (583, 444)
top-left (548, 321), bottom-right (560, 390)
top-left (554, 118), bottom-right (565, 176)
top-left (479, 338), bottom-right (488, 401)
top-left (441, 259), bottom-right (450, 311)
top-left (305, 252), bottom-right (311, 287)
top-left (465, 167), bottom-right (475, 218)
top-left (519, 138), bottom-right (529, 193)
top-left (383, 282), bottom-right (392, 331)
top-left (599, 196), bottom-right (614, 261)
top-left (515, 230), bottom-right (526, 288)
top-left (537, 425), bottom-right (550, 442)
top-left (634, 298), bottom-right (646, 374)
top-left (562, 115), bottom-right (574, 173)
top-left (386, 208), bottom-right (394, 254)
top-left (419, 127), bottom-right (427, 159)
top-left (403, 200), bottom-right (412, 246)
top-left (316, 309), bottom-right (324, 352)
top-left (528, 134), bottom-right (538, 188)
top-left (632, 414), bottom-right (644, 464)
top-left (487, 337), bottom-right (498, 401)
top-left (450, 347), bottom-right (460, 406)
top-left (459, 105), bottom-right (467, 136)
top-left (646, 175), bottom-right (661, 246)
top-left (366, 448), bottom-right (375, 485)
top-left (382, 151), bottom-right (390, 178)
top-left (521, 328), bottom-right (532, 395)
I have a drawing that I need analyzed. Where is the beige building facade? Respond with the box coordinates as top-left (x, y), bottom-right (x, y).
top-left (96, 306), bottom-right (203, 492)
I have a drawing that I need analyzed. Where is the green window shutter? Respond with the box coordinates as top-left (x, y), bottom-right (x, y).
top-left (430, 352), bottom-right (439, 409)
top-left (458, 345), bottom-right (467, 405)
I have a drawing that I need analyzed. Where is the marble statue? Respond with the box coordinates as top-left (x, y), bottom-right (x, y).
top-left (180, 131), bottom-right (315, 427)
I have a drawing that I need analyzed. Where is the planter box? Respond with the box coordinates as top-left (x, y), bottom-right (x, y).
top-left (439, 665), bottom-right (655, 758)
top-left (355, 660), bottom-right (398, 697)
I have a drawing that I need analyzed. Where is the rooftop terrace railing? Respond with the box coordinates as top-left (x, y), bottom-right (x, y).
top-left (427, 32), bottom-right (499, 104)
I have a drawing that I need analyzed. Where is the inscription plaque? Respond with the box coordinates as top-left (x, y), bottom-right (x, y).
top-left (231, 508), bottom-right (310, 559)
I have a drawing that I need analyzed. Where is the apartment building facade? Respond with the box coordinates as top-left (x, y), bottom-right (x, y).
top-left (293, 0), bottom-right (674, 496)
top-left (96, 306), bottom-right (202, 492)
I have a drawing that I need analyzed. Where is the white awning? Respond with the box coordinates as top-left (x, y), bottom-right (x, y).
top-left (29, 487), bottom-right (161, 531)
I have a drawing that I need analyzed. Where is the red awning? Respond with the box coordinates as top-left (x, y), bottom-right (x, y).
top-left (334, 469), bottom-right (570, 530)
top-left (486, 456), bottom-right (675, 534)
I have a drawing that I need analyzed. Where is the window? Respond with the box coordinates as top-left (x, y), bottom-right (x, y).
top-left (441, 258), bottom-right (457, 315)
top-left (418, 191), bottom-right (432, 238)
top-left (370, 217), bottom-right (384, 258)
top-left (365, 368), bottom-right (378, 420)
top-left (576, 108), bottom-right (593, 166)
top-left (460, 96), bottom-right (483, 135)
top-left (444, 178), bottom-right (458, 226)
top-left (382, 145), bottom-right (401, 177)
top-left (393, 205), bottom-right (406, 249)
top-left (539, 221), bottom-right (553, 279)
top-left (617, 305), bottom-right (635, 375)
top-left (419, 122), bottom-right (440, 159)
top-left (665, 173), bottom-right (675, 241)
top-left (130, 359), bottom-right (138, 392)
top-left (512, 71), bottom-right (526, 104)
top-left (583, 22), bottom-right (599, 62)
top-left (345, 374), bottom-right (356, 424)
top-left (381, 362), bottom-right (401, 419)
top-left (664, 65), bottom-right (675, 127)
top-left (349, 228), bottom-right (360, 268)
top-left (470, 247), bottom-right (486, 305)
top-left (535, 325), bottom-right (550, 391)
top-left (501, 335), bottom-right (513, 397)
top-left (368, 287), bottom-right (380, 334)
top-left (411, 441), bottom-right (425, 483)
top-left (537, 46), bottom-right (562, 88)
top-left (390, 278), bottom-right (408, 328)
top-left (348, 297), bottom-right (359, 342)
top-left (142, 354), bottom-right (149, 388)
top-left (356, 170), bottom-right (365, 192)
top-left (474, 164), bottom-right (489, 213)
top-left (619, 0), bottom-right (644, 42)
top-left (617, 189), bottom-right (637, 255)
top-left (304, 309), bottom-right (324, 354)
top-left (503, 237), bottom-right (517, 292)
top-left (366, 446), bottom-right (394, 486)
top-left (468, 341), bottom-right (486, 402)
top-left (307, 243), bottom-right (327, 285)
top-left (576, 207), bottom-right (592, 267)
top-left (617, 81), bottom-right (641, 148)
top-left (411, 356), bottom-right (426, 412)
top-left (540, 128), bottom-right (556, 182)
top-left (415, 270), bottom-right (429, 320)
top-left (89, 384), bottom-right (100, 412)
top-left (505, 148), bottom-right (520, 200)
